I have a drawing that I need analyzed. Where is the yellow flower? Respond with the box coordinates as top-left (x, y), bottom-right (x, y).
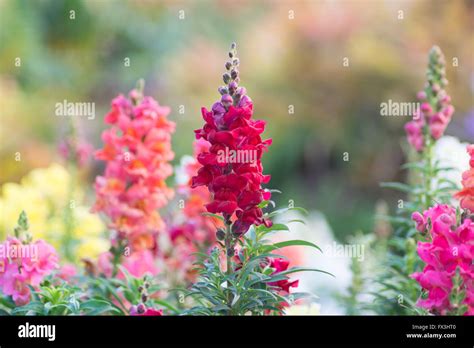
top-left (21, 163), bottom-right (74, 203)
top-left (0, 163), bottom-right (107, 262)
top-left (76, 237), bottom-right (110, 260)
top-left (72, 206), bottom-right (104, 239)
top-left (0, 183), bottom-right (49, 240)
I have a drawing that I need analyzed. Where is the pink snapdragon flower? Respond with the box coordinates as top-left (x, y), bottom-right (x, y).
top-left (0, 237), bottom-right (59, 305)
top-left (411, 205), bottom-right (474, 315)
top-left (405, 46), bottom-right (454, 152)
top-left (411, 204), bottom-right (456, 236)
top-left (59, 138), bottom-right (93, 167)
top-left (164, 139), bottom-right (222, 283)
top-left (97, 250), bottom-right (159, 278)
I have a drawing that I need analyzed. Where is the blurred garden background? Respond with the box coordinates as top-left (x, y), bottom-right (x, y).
top-left (0, 0), bottom-right (473, 313)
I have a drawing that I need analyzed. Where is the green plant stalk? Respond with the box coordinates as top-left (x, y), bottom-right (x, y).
top-left (63, 161), bottom-right (77, 262)
top-left (422, 129), bottom-right (434, 211)
top-left (62, 116), bottom-right (80, 262)
top-left (111, 239), bottom-right (124, 278)
top-left (225, 221), bottom-right (232, 276)
top-left (224, 219), bottom-right (234, 314)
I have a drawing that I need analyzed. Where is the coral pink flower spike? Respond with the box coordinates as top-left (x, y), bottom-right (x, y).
top-left (93, 87), bottom-right (175, 253)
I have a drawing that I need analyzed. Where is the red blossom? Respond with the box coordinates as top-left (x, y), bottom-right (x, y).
top-left (268, 258), bottom-right (299, 294)
top-left (191, 48), bottom-right (272, 235)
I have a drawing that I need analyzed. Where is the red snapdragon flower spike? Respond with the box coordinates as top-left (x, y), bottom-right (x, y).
top-left (191, 43), bottom-right (272, 235)
top-left (93, 87), bottom-right (175, 252)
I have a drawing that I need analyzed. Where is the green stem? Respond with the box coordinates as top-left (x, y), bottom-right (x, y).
top-left (224, 219), bottom-right (234, 314)
top-left (422, 129), bottom-right (434, 211)
top-left (111, 239), bottom-right (124, 278)
top-left (63, 161), bottom-right (77, 262)
top-left (225, 222), bottom-right (232, 276)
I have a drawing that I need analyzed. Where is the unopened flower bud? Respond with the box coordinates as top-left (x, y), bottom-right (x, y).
top-left (416, 91), bottom-right (426, 101)
top-left (441, 95), bottom-right (451, 104)
top-left (225, 61), bottom-right (232, 70)
top-left (231, 69), bottom-right (239, 80)
top-left (230, 42), bottom-right (237, 50)
top-left (227, 247), bottom-right (235, 257)
top-left (212, 101), bottom-right (226, 115)
top-left (221, 94), bottom-right (232, 108)
top-left (137, 303), bottom-right (146, 314)
top-left (431, 83), bottom-right (440, 93)
top-left (216, 228), bottom-right (225, 240)
top-left (223, 73), bottom-right (231, 84)
top-left (228, 81), bottom-right (238, 95)
top-left (229, 51), bottom-right (234, 58)
top-left (138, 286), bottom-right (144, 293)
top-left (236, 87), bottom-right (246, 97)
top-left (141, 293), bottom-right (148, 303)
top-left (218, 86), bottom-right (229, 95)
top-left (233, 58), bottom-right (240, 66)
top-left (420, 102), bottom-right (432, 114)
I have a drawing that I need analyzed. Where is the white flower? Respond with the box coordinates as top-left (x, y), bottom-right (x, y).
top-left (273, 211), bottom-right (351, 314)
top-left (284, 303), bottom-right (321, 315)
top-left (174, 155), bottom-right (194, 185)
top-left (433, 135), bottom-right (469, 205)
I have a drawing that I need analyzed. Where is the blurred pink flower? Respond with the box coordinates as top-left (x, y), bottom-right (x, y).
top-left (164, 139), bottom-right (222, 283)
top-left (405, 47), bottom-right (454, 152)
top-left (57, 263), bottom-right (77, 281)
top-left (97, 250), bottom-right (159, 279)
top-left (59, 138), bottom-right (93, 166)
top-left (0, 237), bottom-right (59, 305)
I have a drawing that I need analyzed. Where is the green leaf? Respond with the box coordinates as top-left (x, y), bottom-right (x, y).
top-left (258, 223), bottom-right (290, 233)
top-left (201, 212), bottom-right (225, 222)
top-left (287, 219), bottom-right (306, 225)
top-left (267, 207), bottom-right (309, 219)
top-left (264, 239), bottom-right (322, 253)
top-left (81, 299), bottom-right (121, 315)
top-left (269, 267), bottom-right (335, 278)
top-left (152, 299), bottom-right (179, 314)
top-left (380, 182), bottom-right (413, 193)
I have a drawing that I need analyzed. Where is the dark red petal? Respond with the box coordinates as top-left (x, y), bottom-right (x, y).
top-left (206, 200), bottom-right (237, 215)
